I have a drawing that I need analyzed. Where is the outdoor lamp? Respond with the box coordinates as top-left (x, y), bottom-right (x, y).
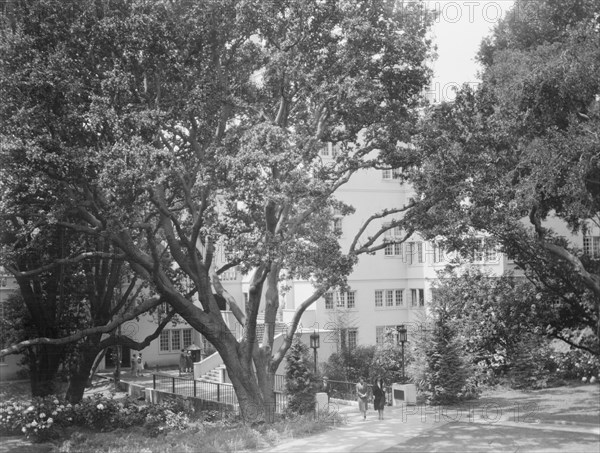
top-left (397, 325), bottom-right (407, 343)
top-left (396, 325), bottom-right (407, 381)
top-left (310, 331), bottom-right (320, 372)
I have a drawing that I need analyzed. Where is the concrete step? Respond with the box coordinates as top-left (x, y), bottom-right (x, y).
top-left (200, 364), bottom-right (228, 383)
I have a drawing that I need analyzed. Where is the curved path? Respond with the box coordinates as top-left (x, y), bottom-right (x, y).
top-left (262, 384), bottom-right (600, 453)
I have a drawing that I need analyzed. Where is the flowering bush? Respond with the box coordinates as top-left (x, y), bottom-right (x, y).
top-left (552, 349), bottom-right (600, 380)
top-left (0, 396), bottom-right (66, 441)
top-left (0, 392), bottom-right (193, 442)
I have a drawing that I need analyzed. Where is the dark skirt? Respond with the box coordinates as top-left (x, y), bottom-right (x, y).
top-left (374, 394), bottom-right (386, 411)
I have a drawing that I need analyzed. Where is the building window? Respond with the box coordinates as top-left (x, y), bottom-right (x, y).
top-left (583, 236), bottom-right (600, 258)
top-left (375, 290), bottom-right (383, 307)
top-left (382, 168), bottom-right (402, 180)
top-left (484, 245), bottom-right (498, 262)
top-left (385, 290), bottom-right (394, 307)
top-left (375, 289), bottom-right (403, 308)
top-left (319, 142), bottom-right (341, 158)
top-left (433, 244), bottom-right (444, 263)
top-left (340, 328), bottom-right (358, 350)
top-left (465, 239), bottom-right (499, 263)
top-left (405, 242), bottom-right (414, 264)
top-left (325, 293), bottom-right (334, 310)
top-left (183, 329), bottom-right (192, 348)
top-left (376, 326), bottom-right (385, 345)
top-left (336, 291), bottom-right (355, 308)
top-left (333, 218), bottom-right (343, 235)
top-left (347, 291), bottom-right (355, 309)
top-left (384, 225), bottom-right (403, 257)
top-left (325, 291), bottom-right (355, 309)
top-left (159, 331), bottom-right (170, 352)
top-left (411, 289), bottom-right (425, 307)
top-left (171, 330), bottom-right (181, 351)
top-left (385, 243), bottom-right (402, 256)
top-left (395, 289), bottom-right (404, 306)
top-left (347, 328), bottom-right (358, 350)
top-left (159, 328), bottom-right (193, 352)
top-left (417, 242), bottom-right (424, 263)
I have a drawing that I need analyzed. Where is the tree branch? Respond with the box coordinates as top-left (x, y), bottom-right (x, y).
top-left (7, 252), bottom-right (124, 278)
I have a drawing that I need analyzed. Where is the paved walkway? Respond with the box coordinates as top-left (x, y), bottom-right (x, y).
top-left (262, 384), bottom-right (600, 453)
top-left (2, 377), bottom-right (598, 453)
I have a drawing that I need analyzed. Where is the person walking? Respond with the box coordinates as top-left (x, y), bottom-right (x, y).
top-left (356, 376), bottom-right (369, 420)
top-left (136, 353), bottom-right (144, 377)
top-left (372, 376), bottom-right (386, 420)
top-left (131, 353), bottom-right (138, 377)
top-left (320, 376), bottom-right (332, 403)
top-left (179, 349), bottom-right (186, 376)
top-left (185, 350), bottom-right (193, 373)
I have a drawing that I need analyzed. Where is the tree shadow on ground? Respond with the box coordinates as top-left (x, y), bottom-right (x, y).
top-left (383, 422), bottom-right (600, 453)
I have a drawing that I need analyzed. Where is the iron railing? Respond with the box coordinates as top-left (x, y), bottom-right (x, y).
top-left (152, 373), bottom-right (288, 414)
top-left (151, 373), bottom-right (391, 415)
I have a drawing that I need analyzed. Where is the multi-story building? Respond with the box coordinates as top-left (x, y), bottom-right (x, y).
top-left (279, 146), bottom-right (598, 354)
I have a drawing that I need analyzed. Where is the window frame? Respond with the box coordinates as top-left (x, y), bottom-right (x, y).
top-left (375, 290), bottom-right (383, 308)
top-left (410, 288), bottom-right (425, 307)
top-left (583, 236), bottom-right (600, 258)
top-left (159, 328), bottom-right (194, 353)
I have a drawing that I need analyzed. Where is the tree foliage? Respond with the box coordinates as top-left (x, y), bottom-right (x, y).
top-left (1, 0), bottom-right (434, 420)
top-left (409, 0), bottom-right (600, 352)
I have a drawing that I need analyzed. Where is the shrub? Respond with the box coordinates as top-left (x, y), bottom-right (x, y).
top-left (0, 391), bottom-right (196, 442)
top-left (552, 348), bottom-right (600, 380)
top-left (322, 345), bottom-right (378, 383)
top-left (285, 338), bottom-right (316, 415)
top-left (0, 395), bottom-right (65, 442)
top-left (411, 302), bottom-right (477, 405)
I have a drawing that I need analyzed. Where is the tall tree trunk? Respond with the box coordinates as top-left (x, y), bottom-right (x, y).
top-left (28, 344), bottom-right (64, 397)
top-left (65, 336), bottom-right (103, 403)
top-left (255, 354), bottom-right (277, 423)
top-left (223, 353), bottom-right (267, 422)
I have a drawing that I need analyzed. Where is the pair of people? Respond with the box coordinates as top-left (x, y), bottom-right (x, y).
top-left (179, 350), bottom-right (194, 375)
top-left (131, 352), bottom-right (144, 377)
top-left (356, 376), bottom-right (387, 420)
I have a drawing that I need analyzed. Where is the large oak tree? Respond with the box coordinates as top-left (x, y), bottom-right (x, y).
top-left (1, 0), bottom-right (434, 419)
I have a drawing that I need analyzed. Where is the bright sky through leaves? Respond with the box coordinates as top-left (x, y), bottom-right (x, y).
top-left (427, 0), bottom-right (515, 102)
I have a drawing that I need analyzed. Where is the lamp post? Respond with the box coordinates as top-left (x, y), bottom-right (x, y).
top-left (310, 331), bottom-right (320, 373)
top-left (396, 325), bottom-right (407, 382)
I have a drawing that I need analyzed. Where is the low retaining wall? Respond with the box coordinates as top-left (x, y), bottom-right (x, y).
top-left (116, 380), bottom-right (235, 414)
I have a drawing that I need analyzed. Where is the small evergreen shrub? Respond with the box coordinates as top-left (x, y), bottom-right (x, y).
top-left (411, 301), bottom-right (478, 405)
top-left (285, 338), bottom-right (316, 415)
top-left (506, 335), bottom-right (554, 390)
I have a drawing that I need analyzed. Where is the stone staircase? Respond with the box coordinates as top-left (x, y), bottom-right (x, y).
top-left (199, 364), bottom-right (227, 383)
top-left (196, 320), bottom-right (289, 384)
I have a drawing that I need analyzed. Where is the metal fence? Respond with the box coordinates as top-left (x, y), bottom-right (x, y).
top-left (151, 373), bottom-right (389, 415)
top-left (152, 373), bottom-right (288, 414)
